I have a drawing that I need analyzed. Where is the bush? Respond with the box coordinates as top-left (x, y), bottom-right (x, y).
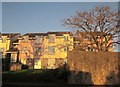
top-left (56, 63), bottom-right (70, 81)
top-left (2, 69), bottom-right (69, 84)
top-left (2, 56), bottom-right (10, 71)
top-left (21, 64), bottom-right (29, 69)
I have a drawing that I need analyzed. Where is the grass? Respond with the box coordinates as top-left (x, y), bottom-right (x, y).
top-left (2, 69), bottom-right (69, 84)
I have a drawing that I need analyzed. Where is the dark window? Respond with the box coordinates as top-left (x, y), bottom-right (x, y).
top-left (64, 47), bottom-right (68, 52)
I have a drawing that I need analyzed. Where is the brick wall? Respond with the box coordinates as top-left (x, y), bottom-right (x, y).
top-left (67, 51), bottom-right (120, 85)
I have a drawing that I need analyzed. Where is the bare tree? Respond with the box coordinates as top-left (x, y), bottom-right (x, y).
top-left (63, 6), bottom-right (120, 51)
top-left (18, 36), bottom-right (46, 69)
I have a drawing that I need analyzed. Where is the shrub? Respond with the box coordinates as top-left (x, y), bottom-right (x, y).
top-left (2, 56), bottom-right (10, 71)
top-left (21, 64), bottom-right (29, 69)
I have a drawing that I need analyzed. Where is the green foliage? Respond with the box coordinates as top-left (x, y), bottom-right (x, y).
top-left (56, 63), bottom-right (70, 81)
top-left (2, 69), bottom-right (69, 84)
top-left (21, 64), bottom-right (29, 69)
top-left (2, 54), bottom-right (10, 71)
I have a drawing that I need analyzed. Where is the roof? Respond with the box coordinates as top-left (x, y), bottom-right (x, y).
top-left (12, 39), bottom-right (19, 43)
top-left (23, 31), bottom-right (73, 37)
top-left (6, 48), bottom-right (19, 53)
top-left (23, 33), bottom-right (47, 37)
top-left (1, 33), bottom-right (21, 38)
top-left (47, 32), bottom-right (73, 36)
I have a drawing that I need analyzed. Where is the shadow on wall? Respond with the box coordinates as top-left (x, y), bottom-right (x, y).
top-left (58, 63), bottom-right (94, 85)
top-left (105, 70), bottom-right (120, 85)
top-left (68, 70), bottom-right (93, 85)
top-left (104, 54), bottom-right (120, 85)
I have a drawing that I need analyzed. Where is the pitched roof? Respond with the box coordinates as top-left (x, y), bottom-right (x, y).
top-left (12, 39), bottom-right (19, 43)
top-left (23, 33), bottom-right (47, 37)
top-left (47, 31), bottom-right (73, 36)
top-left (6, 48), bottom-right (19, 52)
top-left (23, 31), bottom-right (73, 37)
top-left (1, 33), bottom-right (21, 38)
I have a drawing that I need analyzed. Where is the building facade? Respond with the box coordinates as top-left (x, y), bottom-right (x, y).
top-left (0, 33), bottom-right (20, 59)
top-left (17, 32), bottom-right (74, 69)
top-left (1, 31), bottom-right (113, 70)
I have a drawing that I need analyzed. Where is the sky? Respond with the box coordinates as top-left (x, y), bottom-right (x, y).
top-left (1, 0), bottom-right (120, 2)
top-left (2, 2), bottom-right (118, 35)
top-left (1, 2), bottom-right (119, 52)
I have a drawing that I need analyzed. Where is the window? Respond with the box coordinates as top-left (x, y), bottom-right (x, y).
top-left (2, 38), bottom-right (6, 43)
top-left (48, 46), bottom-right (55, 54)
top-left (11, 54), bottom-right (17, 62)
top-left (64, 47), bottom-right (68, 52)
top-left (64, 36), bottom-right (68, 41)
top-left (36, 36), bottom-right (43, 43)
top-left (36, 47), bottom-right (42, 53)
top-left (48, 36), bottom-right (55, 43)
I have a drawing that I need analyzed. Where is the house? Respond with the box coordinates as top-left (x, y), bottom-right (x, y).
top-left (0, 33), bottom-right (21, 59)
top-left (0, 33), bottom-right (21, 71)
top-left (17, 32), bottom-right (74, 69)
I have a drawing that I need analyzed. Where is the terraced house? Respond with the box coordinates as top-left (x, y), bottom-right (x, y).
top-left (14, 32), bottom-right (74, 69)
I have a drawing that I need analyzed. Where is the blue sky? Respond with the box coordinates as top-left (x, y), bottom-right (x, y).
top-left (2, 2), bottom-right (118, 35)
top-left (2, 0), bottom-right (120, 2)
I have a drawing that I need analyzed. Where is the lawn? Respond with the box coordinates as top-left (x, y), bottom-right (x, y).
top-left (2, 69), bottom-right (69, 84)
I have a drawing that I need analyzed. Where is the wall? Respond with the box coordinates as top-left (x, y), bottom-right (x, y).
top-left (43, 35), bottom-right (73, 59)
top-left (0, 36), bottom-right (10, 58)
top-left (67, 51), bottom-right (120, 85)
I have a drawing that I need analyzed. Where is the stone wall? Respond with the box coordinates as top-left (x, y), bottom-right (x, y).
top-left (67, 51), bottom-right (120, 85)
